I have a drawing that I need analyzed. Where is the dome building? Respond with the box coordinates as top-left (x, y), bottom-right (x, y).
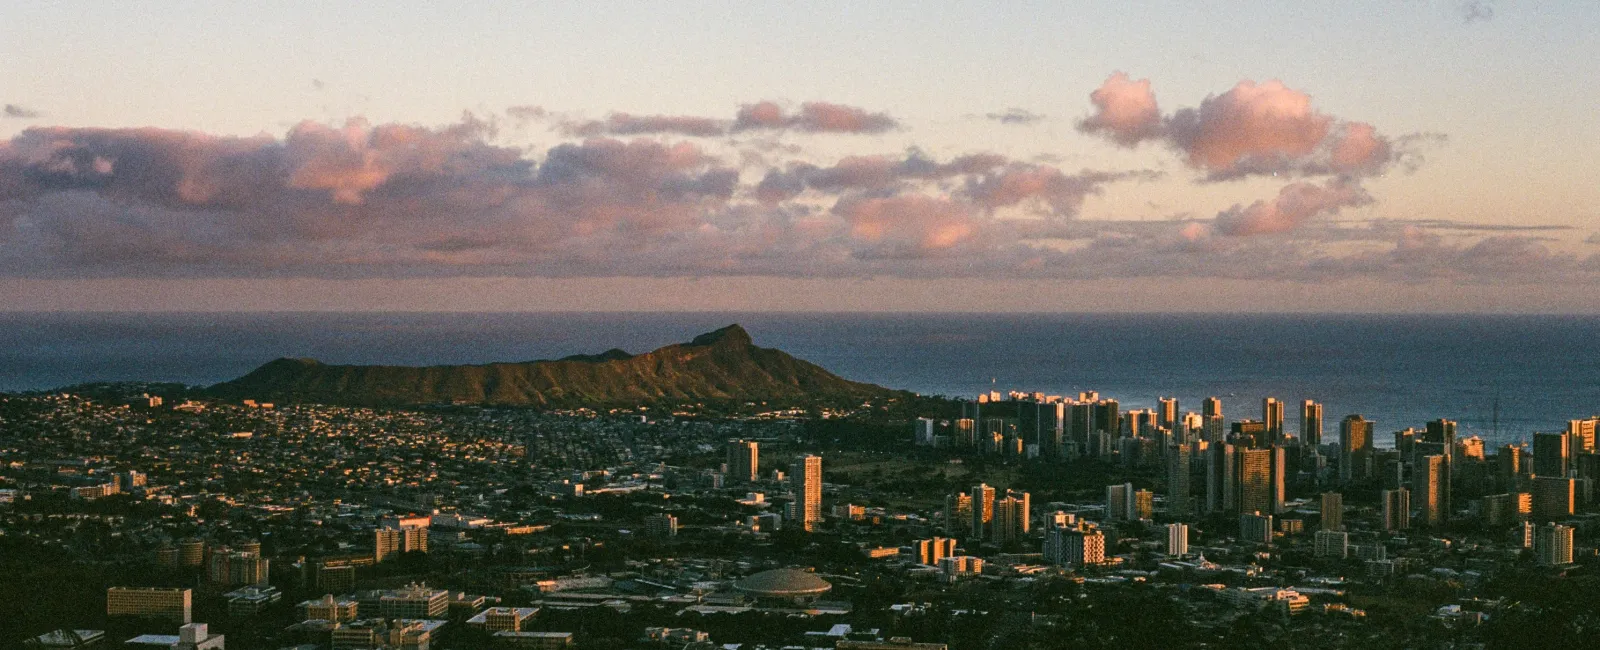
top-left (732, 568), bottom-right (832, 605)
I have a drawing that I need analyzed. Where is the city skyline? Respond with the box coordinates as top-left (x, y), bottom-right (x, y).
top-left (3, 2), bottom-right (1599, 312)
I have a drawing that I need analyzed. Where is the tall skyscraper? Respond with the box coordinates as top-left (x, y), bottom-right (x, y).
top-left (1415, 455), bottom-right (1449, 528)
top-left (944, 492), bottom-right (972, 536)
top-left (1203, 396), bottom-right (1222, 419)
top-left (1043, 522), bottom-right (1105, 568)
top-left (1157, 397), bottom-right (1178, 431)
top-left (1382, 488), bottom-right (1411, 531)
top-left (1094, 399), bottom-right (1121, 439)
top-left (1532, 476), bottom-right (1576, 521)
top-left (1568, 418), bottom-right (1598, 454)
top-left (1166, 523), bottom-right (1189, 557)
top-left (1534, 524), bottom-right (1575, 566)
top-left (1105, 483), bottom-right (1133, 521)
top-left (1133, 489), bottom-right (1154, 521)
top-left (993, 491), bottom-right (1030, 543)
top-left (1315, 530), bottom-right (1349, 558)
top-left (1125, 409), bottom-right (1154, 439)
top-left (1180, 412), bottom-right (1203, 446)
top-left (1239, 512), bottom-right (1273, 544)
top-left (375, 523), bottom-right (428, 562)
top-left (1301, 400), bottom-right (1323, 447)
top-left (1320, 492), bottom-right (1344, 531)
top-left (1167, 444), bottom-right (1192, 518)
top-left (1235, 448), bottom-right (1273, 515)
top-left (1424, 419), bottom-right (1457, 459)
top-left (1206, 442), bottom-right (1236, 514)
top-left (1269, 445), bottom-right (1288, 514)
top-left (792, 454), bottom-right (823, 532)
top-left (1263, 398), bottom-right (1285, 444)
top-left (727, 440), bottom-right (759, 483)
top-left (1533, 432), bottom-right (1571, 478)
top-left (1498, 444), bottom-right (1524, 489)
top-left (915, 537), bottom-right (958, 566)
top-left (970, 483), bottom-right (996, 539)
top-left (1340, 415), bottom-right (1374, 483)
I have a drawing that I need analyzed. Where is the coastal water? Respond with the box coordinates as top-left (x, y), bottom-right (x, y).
top-left (2, 312), bottom-right (1596, 446)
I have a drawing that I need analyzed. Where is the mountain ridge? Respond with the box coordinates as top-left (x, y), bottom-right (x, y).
top-left (206, 324), bottom-right (897, 407)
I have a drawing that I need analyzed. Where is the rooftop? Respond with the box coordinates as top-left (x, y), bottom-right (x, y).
top-left (733, 568), bottom-right (833, 597)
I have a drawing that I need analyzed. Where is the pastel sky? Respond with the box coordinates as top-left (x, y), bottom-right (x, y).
top-left (2, 1), bottom-right (1598, 312)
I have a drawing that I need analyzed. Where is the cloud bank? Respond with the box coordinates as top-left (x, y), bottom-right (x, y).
top-left (0, 84), bottom-right (1587, 286)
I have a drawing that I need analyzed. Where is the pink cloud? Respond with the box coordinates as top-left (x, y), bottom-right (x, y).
top-left (834, 194), bottom-right (982, 256)
top-left (734, 100), bottom-right (897, 133)
top-left (1213, 180), bottom-right (1370, 236)
top-left (1166, 80), bottom-right (1332, 175)
top-left (1078, 74), bottom-right (1404, 181)
top-left (1077, 72), bottom-right (1162, 146)
top-left (562, 113), bottom-right (727, 138)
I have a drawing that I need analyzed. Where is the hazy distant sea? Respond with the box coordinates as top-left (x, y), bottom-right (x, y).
top-left (2, 312), bottom-right (1597, 446)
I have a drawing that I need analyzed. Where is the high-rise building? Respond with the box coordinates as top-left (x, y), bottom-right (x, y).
top-left (1301, 400), bottom-right (1324, 447)
top-left (1321, 492), bottom-right (1344, 531)
top-left (1125, 409), bottom-right (1155, 439)
top-left (955, 418), bottom-right (976, 447)
top-left (993, 491), bottom-right (1030, 543)
top-left (1568, 418), bottom-right (1598, 454)
top-left (792, 454), bottom-right (823, 532)
top-left (1263, 398), bottom-right (1285, 444)
top-left (177, 538), bottom-right (205, 568)
top-left (1382, 488), bottom-right (1411, 531)
top-left (970, 483), bottom-right (996, 539)
top-left (914, 537), bottom-right (958, 566)
top-left (1206, 442), bottom-right (1236, 514)
top-left (1498, 444), bottom-right (1524, 489)
top-left (727, 440), bottom-right (759, 483)
top-left (1094, 399), bottom-right (1121, 440)
top-left (1480, 493), bottom-right (1513, 527)
top-left (1415, 455), bottom-right (1449, 528)
top-left (1132, 489), bottom-right (1154, 521)
top-left (1167, 444), bottom-right (1192, 518)
top-left (1203, 397), bottom-right (1223, 419)
top-left (1533, 432), bottom-right (1571, 478)
top-left (375, 523), bottom-right (428, 562)
top-left (1534, 524), bottom-right (1575, 566)
top-left (944, 492), bottom-right (972, 536)
top-left (1424, 419), bottom-right (1457, 459)
top-left (1231, 420), bottom-right (1267, 448)
top-left (1270, 445), bottom-right (1288, 514)
top-left (1340, 415), bottom-right (1374, 483)
top-left (1235, 448), bottom-right (1273, 515)
top-left (1239, 512), bottom-right (1273, 544)
top-left (1314, 530), bottom-right (1349, 558)
top-left (1181, 412), bottom-right (1204, 446)
top-left (207, 549), bottom-right (270, 587)
top-left (645, 514), bottom-right (679, 538)
top-left (1166, 523), bottom-right (1189, 557)
top-left (1532, 476), bottom-right (1576, 521)
top-left (1157, 397), bottom-right (1178, 431)
top-left (1105, 483), bottom-right (1133, 521)
top-left (107, 587), bottom-right (192, 624)
top-left (1043, 522), bottom-right (1105, 568)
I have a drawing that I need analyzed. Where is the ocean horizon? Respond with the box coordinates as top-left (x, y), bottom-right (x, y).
top-left (2, 311), bottom-right (1596, 448)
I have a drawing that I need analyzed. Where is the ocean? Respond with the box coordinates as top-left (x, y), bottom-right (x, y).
top-left (2, 312), bottom-right (1596, 447)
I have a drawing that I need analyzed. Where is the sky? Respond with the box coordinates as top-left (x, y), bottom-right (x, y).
top-left (2, 1), bottom-right (1598, 312)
